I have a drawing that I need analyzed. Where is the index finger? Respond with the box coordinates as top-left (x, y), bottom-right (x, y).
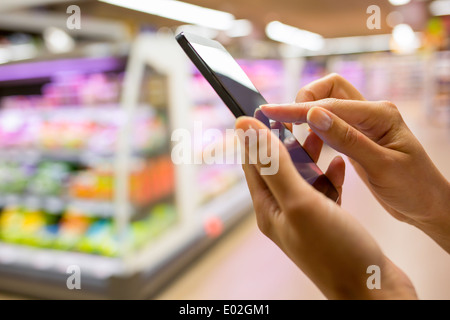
top-left (260, 99), bottom-right (385, 128)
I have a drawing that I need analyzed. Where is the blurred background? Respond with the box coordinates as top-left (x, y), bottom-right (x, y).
top-left (0, 0), bottom-right (448, 299)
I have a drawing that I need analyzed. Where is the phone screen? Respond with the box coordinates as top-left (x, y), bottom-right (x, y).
top-left (176, 32), bottom-right (339, 202)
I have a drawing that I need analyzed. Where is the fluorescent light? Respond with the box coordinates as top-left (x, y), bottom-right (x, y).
top-left (0, 48), bottom-right (11, 64)
top-left (392, 24), bottom-right (420, 53)
top-left (0, 43), bottom-right (37, 64)
top-left (43, 27), bottom-right (75, 53)
top-left (99, 0), bottom-right (235, 30)
top-left (430, 0), bottom-right (450, 16)
top-left (389, 0), bottom-right (410, 6)
top-left (326, 34), bottom-right (392, 54)
top-left (175, 25), bottom-right (218, 39)
top-left (279, 32), bottom-right (424, 57)
top-left (266, 21), bottom-right (324, 51)
top-left (0, 0), bottom-right (68, 12)
top-left (226, 19), bottom-right (253, 38)
top-left (10, 43), bottom-right (37, 61)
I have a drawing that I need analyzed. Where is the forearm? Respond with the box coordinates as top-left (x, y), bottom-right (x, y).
top-left (415, 178), bottom-right (450, 254)
top-left (324, 256), bottom-right (418, 300)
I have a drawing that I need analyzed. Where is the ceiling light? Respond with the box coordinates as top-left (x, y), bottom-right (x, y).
top-left (386, 11), bottom-right (404, 28)
top-left (175, 25), bottom-right (218, 40)
top-left (10, 43), bottom-right (37, 61)
top-left (266, 21), bottom-right (324, 51)
top-left (0, 48), bottom-right (11, 64)
top-left (43, 27), bottom-right (75, 54)
top-left (226, 19), bottom-right (253, 38)
top-left (430, 0), bottom-right (450, 16)
top-left (326, 34), bottom-right (392, 54)
top-left (0, 43), bottom-right (37, 65)
top-left (99, 0), bottom-right (235, 31)
top-left (392, 24), bottom-right (420, 53)
top-left (389, 0), bottom-right (411, 6)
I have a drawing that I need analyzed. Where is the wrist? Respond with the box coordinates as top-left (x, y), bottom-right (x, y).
top-left (414, 179), bottom-right (450, 253)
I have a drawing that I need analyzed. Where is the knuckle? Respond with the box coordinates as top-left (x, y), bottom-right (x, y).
top-left (321, 97), bottom-right (340, 106)
top-left (380, 100), bottom-right (403, 123)
top-left (253, 202), bottom-right (276, 236)
top-left (296, 87), bottom-right (316, 102)
top-left (381, 100), bottom-right (398, 112)
top-left (328, 72), bottom-right (344, 82)
top-left (343, 126), bottom-right (359, 147)
top-left (255, 217), bottom-right (271, 236)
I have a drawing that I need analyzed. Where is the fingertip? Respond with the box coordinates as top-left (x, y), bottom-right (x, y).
top-left (302, 130), bottom-right (323, 163)
top-left (259, 105), bottom-right (276, 117)
top-left (331, 155), bottom-right (346, 171)
top-left (326, 155), bottom-right (346, 188)
top-left (260, 103), bottom-right (293, 116)
top-left (235, 116), bottom-right (256, 130)
top-left (260, 104), bottom-right (281, 110)
top-left (334, 155), bottom-right (346, 166)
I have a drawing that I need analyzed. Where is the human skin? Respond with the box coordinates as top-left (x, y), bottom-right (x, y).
top-left (235, 73), bottom-right (449, 299)
top-left (261, 73), bottom-right (450, 253)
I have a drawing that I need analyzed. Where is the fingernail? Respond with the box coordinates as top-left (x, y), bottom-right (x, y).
top-left (307, 108), bottom-right (332, 131)
top-left (260, 104), bottom-right (279, 108)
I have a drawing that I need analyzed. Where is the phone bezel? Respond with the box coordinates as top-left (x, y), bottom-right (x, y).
top-left (176, 32), bottom-right (246, 118)
top-left (176, 32), bottom-right (339, 202)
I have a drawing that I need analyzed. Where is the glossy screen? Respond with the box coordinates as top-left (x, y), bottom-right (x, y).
top-left (178, 33), bottom-right (338, 201)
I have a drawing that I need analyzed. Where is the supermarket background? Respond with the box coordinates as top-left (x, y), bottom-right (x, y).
top-left (0, 0), bottom-right (448, 299)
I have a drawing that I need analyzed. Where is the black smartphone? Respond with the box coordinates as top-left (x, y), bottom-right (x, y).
top-left (176, 32), bottom-right (339, 202)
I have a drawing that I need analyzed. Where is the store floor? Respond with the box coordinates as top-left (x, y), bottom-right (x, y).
top-left (157, 102), bottom-right (450, 300)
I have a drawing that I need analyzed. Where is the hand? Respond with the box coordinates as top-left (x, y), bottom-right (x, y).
top-left (260, 73), bottom-right (450, 253)
top-left (235, 116), bottom-right (417, 299)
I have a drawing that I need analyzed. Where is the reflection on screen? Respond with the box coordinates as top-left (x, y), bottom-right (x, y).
top-left (190, 40), bottom-right (336, 193)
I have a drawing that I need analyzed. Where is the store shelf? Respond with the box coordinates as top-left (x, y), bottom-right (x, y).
top-left (0, 182), bottom-right (251, 278)
top-left (0, 193), bottom-right (175, 218)
top-left (0, 194), bottom-right (66, 214)
top-left (65, 198), bottom-right (116, 217)
top-left (0, 146), bottom-right (169, 165)
top-left (0, 242), bottom-right (123, 279)
top-left (0, 104), bottom-right (168, 165)
top-left (0, 180), bottom-right (252, 299)
top-left (197, 179), bottom-right (250, 223)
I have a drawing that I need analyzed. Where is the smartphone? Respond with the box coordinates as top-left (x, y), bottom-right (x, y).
top-left (176, 32), bottom-right (339, 202)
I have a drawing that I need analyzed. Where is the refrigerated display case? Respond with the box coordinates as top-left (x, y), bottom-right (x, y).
top-left (0, 34), bottom-right (255, 299)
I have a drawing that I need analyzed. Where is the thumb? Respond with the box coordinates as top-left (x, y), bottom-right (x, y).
top-left (306, 107), bottom-right (385, 174)
top-left (235, 116), bottom-right (318, 209)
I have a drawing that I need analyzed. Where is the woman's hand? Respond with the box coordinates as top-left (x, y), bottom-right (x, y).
top-left (260, 73), bottom-right (450, 253)
top-left (235, 116), bottom-right (417, 299)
